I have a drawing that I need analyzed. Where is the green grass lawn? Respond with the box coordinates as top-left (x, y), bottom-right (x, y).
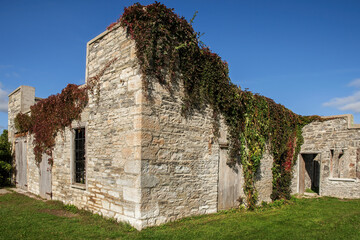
top-left (0, 190), bottom-right (359, 240)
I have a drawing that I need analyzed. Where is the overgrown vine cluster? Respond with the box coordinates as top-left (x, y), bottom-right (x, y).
top-left (114, 2), bottom-right (322, 208)
top-left (15, 84), bottom-right (88, 162)
top-left (15, 2), bottom-right (321, 208)
top-left (14, 52), bottom-right (117, 162)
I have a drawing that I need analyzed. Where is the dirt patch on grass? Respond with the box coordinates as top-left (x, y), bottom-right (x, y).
top-left (295, 193), bottom-right (320, 199)
top-left (0, 189), bottom-right (10, 195)
top-left (11, 188), bottom-right (45, 201)
top-left (40, 209), bottom-right (79, 218)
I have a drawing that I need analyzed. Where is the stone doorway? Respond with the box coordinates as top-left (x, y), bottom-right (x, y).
top-left (299, 153), bottom-right (320, 194)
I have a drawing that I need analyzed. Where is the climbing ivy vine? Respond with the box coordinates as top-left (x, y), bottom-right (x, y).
top-left (14, 2), bottom-right (323, 207)
top-left (14, 53), bottom-right (117, 162)
top-left (114, 2), bottom-right (323, 208)
top-left (14, 84), bottom-right (88, 162)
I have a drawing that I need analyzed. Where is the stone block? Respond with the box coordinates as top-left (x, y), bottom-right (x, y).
top-left (116, 178), bottom-right (134, 187)
top-left (110, 203), bottom-right (123, 213)
top-left (128, 75), bottom-right (142, 91)
top-left (102, 200), bottom-right (110, 210)
top-left (108, 190), bottom-right (120, 198)
top-left (121, 147), bottom-right (133, 159)
top-left (133, 115), bottom-right (142, 130)
top-left (123, 187), bottom-right (141, 203)
top-left (141, 146), bottom-right (159, 160)
top-left (130, 46), bottom-right (136, 59)
top-left (124, 160), bottom-right (141, 174)
top-left (124, 208), bottom-right (135, 218)
top-left (134, 146), bottom-right (142, 160)
top-left (142, 116), bottom-right (160, 131)
top-left (141, 132), bottom-right (153, 145)
top-left (135, 90), bottom-right (146, 105)
top-left (133, 131), bottom-right (142, 146)
top-left (142, 174), bottom-right (159, 188)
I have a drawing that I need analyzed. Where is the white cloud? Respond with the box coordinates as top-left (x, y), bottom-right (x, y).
top-left (324, 93), bottom-right (360, 113)
top-left (348, 78), bottom-right (360, 88)
top-left (0, 83), bottom-right (8, 113)
top-left (323, 79), bottom-right (360, 113)
top-left (339, 101), bottom-right (360, 112)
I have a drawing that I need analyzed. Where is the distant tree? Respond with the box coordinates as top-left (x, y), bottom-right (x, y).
top-left (0, 130), bottom-right (12, 187)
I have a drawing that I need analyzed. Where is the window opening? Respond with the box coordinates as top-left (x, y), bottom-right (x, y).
top-left (74, 128), bottom-right (86, 184)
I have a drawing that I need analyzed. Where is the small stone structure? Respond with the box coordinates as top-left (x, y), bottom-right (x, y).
top-left (292, 115), bottom-right (360, 198)
top-left (8, 25), bottom-right (360, 230)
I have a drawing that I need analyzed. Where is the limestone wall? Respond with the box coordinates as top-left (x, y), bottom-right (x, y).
top-left (294, 116), bottom-right (360, 198)
top-left (138, 79), bottom-right (220, 226)
top-left (6, 25), bottom-right (144, 229)
top-left (255, 149), bottom-right (274, 203)
top-left (50, 25), bottom-right (144, 229)
top-left (9, 22), bottom-right (360, 231)
top-left (137, 74), bottom-right (274, 226)
top-left (8, 23), bottom-right (276, 230)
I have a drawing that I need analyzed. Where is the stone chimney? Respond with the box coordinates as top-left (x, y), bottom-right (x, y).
top-left (8, 85), bottom-right (35, 143)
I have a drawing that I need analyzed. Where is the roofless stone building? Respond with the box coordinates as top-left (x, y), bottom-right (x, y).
top-left (8, 3), bottom-right (360, 230)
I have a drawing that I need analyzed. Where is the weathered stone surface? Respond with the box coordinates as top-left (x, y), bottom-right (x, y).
top-left (8, 26), bottom-right (144, 230)
top-left (293, 116), bottom-right (360, 198)
top-left (8, 23), bottom-right (319, 231)
top-left (255, 149), bottom-right (273, 203)
top-left (8, 86), bottom-right (35, 144)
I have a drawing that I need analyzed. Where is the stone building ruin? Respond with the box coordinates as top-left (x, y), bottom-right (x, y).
top-left (294, 114), bottom-right (360, 198)
top-left (8, 22), bottom-right (360, 230)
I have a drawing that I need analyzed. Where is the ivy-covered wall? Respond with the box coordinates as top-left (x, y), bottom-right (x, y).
top-left (9, 2), bottom-right (328, 230)
top-left (8, 22), bottom-right (280, 229)
top-left (115, 2), bottom-right (321, 209)
top-left (9, 26), bottom-right (147, 229)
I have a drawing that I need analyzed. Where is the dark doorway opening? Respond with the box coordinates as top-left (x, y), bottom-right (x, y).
top-left (299, 153), bottom-right (320, 194)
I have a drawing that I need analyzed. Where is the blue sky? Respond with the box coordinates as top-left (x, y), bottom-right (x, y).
top-left (1, 0), bottom-right (360, 131)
